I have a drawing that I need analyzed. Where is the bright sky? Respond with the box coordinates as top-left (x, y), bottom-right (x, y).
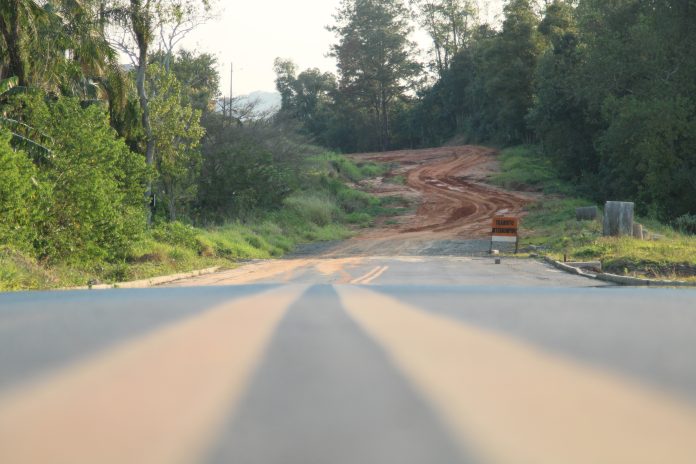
top-left (180, 0), bottom-right (504, 97)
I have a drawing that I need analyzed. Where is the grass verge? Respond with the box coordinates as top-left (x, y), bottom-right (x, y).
top-left (1, 153), bottom-right (397, 291)
top-left (496, 146), bottom-right (696, 281)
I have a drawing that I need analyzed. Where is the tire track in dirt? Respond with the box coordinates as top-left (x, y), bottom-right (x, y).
top-left (351, 146), bottom-right (538, 240)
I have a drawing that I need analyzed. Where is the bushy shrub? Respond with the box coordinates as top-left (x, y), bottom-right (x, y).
top-left (335, 187), bottom-right (378, 213)
top-left (322, 153), bottom-right (385, 182)
top-left (674, 214), bottom-right (696, 235)
top-left (19, 96), bottom-right (148, 262)
top-left (197, 122), bottom-right (308, 223)
top-left (357, 162), bottom-right (386, 178)
top-left (0, 131), bottom-right (44, 252)
top-left (0, 247), bottom-right (55, 290)
top-left (151, 221), bottom-right (200, 249)
top-left (345, 212), bottom-right (373, 227)
top-left (330, 156), bottom-right (363, 182)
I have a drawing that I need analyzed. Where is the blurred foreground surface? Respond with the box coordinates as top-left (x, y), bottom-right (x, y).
top-left (1, 258), bottom-right (696, 463)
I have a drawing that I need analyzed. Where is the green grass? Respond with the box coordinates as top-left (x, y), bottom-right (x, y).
top-left (310, 152), bottom-right (387, 183)
top-left (503, 146), bottom-right (696, 280)
top-left (283, 193), bottom-right (340, 227)
top-left (0, 248), bottom-right (59, 290)
top-left (0, 208), bottom-right (356, 291)
top-left (385, 174), bottom-right (406, 185)
top-left (491, 145), bottom-right (578, 195)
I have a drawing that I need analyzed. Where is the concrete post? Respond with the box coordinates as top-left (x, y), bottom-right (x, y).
top-left (633, 223), bottom-right (644, 240)
top-left (603, 201), bottom-right (634, 236)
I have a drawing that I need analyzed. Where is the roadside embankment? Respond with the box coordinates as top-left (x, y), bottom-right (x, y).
top-left (0, 154), bottom-right (400, 291)
top-left (496, 146), bottom-right (696, 283)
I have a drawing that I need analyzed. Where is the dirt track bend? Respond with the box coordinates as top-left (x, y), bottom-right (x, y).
top-left (318, 145), bottom-right (538, 256)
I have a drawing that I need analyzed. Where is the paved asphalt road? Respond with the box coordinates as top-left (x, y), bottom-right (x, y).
top-left (1, 257), bottom-right (696, 463)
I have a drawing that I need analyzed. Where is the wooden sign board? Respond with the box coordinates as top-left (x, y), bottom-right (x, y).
top-left (491, 216), bottom-right (519, 253)
top-left (492, 217), bottom-right (518, 239)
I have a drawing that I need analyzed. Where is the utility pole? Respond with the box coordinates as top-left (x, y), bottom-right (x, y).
top-left (230, 62), bottom-right (234, 100)
top-left (227, 62), bottom-right (233, 123)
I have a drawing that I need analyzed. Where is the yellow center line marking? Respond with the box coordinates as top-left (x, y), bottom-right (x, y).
top-left (350, 265), bottom-right (389, 285)
top-left (0, 286), bottom-right (306, 464)
top-left (360, 265), bottom-right (389, 285)
top-left (349, 265), bottom-right (382, 284)
top-left (336, 286), bottom-right (696, 464)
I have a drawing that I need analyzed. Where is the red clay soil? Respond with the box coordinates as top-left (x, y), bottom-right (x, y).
top-left (350, 145), bottom-right (538, 240)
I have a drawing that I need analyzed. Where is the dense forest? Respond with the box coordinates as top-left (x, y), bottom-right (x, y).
top-left (277, 0), bottom-right (696, 221)
top-left (1, 0), bottom-right (695, 284)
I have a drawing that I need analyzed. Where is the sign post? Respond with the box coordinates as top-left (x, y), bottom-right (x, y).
top-left (490, 216), bottom-right (519, 254)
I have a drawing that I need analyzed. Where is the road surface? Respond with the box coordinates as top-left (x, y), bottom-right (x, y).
top-left (2, 266), bottom-right (696, 463)
top-left (2, 146), bottom-right (696, 463)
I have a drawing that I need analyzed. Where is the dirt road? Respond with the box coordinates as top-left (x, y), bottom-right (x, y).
top-left (321, 145), bottom-right (538, 256)
top-left (353, 145), bottom-right (537, 238)
top-left (165, 145), bottom-right (552, 286)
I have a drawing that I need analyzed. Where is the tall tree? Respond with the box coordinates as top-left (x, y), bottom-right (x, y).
top-left (153, 1), bottom-right (218, 72)
top-left (273, 58), bottom-right (337, 143)
top-left (1, 0), bottom-right (118, 94)
top-left (329, 0), bottom-right (421, 151)
top-left (106, 0), bottom-right (212, 217)
top-left (152, 49), bottom-right (220, 113)
top-left (482, 0), bottom-right (542, 143)
top-left (273, 58), bottom-right (299, 113)
top-left (147, 64), bottom-right (204, 221)
top-left (41, 0), bottom-right (119, 98)
top-left (527, 0), bottom-right (596, 180)
top-left (411, 0), bottom-right (478, 76)
top-left (0, 0), bottom-right (47, 86)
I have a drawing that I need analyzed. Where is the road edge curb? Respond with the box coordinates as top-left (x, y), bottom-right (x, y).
top-left (69, 266), bottom-right (222, 290)
top-left (541, 256), bottom-right (696, 287)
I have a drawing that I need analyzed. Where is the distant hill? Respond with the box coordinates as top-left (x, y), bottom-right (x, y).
top-left (234, 91), bottom-right (281, 116)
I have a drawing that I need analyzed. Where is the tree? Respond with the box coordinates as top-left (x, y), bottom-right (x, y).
top-left (153, 49), bottom-right (220, 113)
top-left (528, 0), bottom-right (598, 180)
top-left (197, 118), bottom-right (312, 222)
top-left (1, 0), bottom-right (118, 100)
top-left (329, 0), bottom-right (422, 151)
top-left (481, 0), bottom-right (542, 143)
top-left (0, 0), bottom-right (47, 86)
top-left (273, 58), bottom-right (299, 113)
top-left (411, 0), bottom-right (478, 76)
top-left (147, 64), bottom-right (204, 221)
top-left (573, 0), bottom-right (696, 217)
top-left (598, 95), bottom-right (696, 217)
top-left (105, 0), bottom-right (213, 216)
top-left (273, 58), bottom-right (337, 144)
top-left (152, 1), bottom-right (218, 72)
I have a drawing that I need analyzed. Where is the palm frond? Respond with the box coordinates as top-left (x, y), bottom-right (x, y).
top-left (0, 116), bottom-right (53, 162)
top-left (0, 77), bottom-right (38, 100)
top-left (0, 77), bottom-right (19, 95)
